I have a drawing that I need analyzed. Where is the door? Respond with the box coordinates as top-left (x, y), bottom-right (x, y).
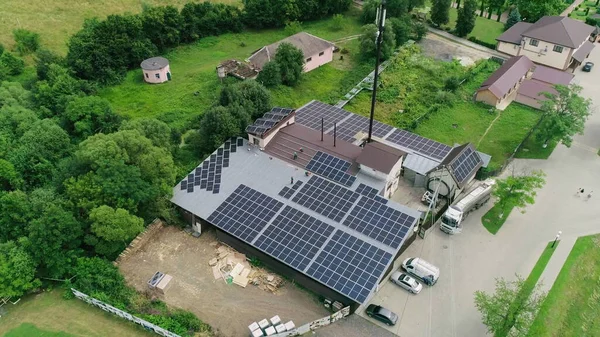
top-left (195, 221), bottom-right (202, 234)
top-left (167, 72), bottom-right (172, 80)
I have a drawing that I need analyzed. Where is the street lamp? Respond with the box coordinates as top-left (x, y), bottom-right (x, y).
top-left (552, 231), bottom-right (562, 248)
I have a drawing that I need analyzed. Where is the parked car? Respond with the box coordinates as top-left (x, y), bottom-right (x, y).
top-left (390, 271), bottom-right (423, 294)
top-left (401, 257), bottom-right (440, 285)
top-left (582, 62), bottom-right (594, 72)
top-left (365, 304), bottom-right (398, 326)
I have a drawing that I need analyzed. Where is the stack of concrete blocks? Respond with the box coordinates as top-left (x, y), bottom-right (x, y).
top-left (249, 322), bottom-right (263, 337)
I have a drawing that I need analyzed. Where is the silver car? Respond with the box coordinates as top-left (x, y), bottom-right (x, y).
top-left (390, 271), bottom-right (423, 294)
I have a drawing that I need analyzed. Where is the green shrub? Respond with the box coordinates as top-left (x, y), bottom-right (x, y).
top-left (256, 61), bottom-right (281, 87)
top-left (0, 52), bottom-right (25, 75)
top-left (467, 36), bottom-right (496, 49)
top-left (444, 76), bottom-right (461, 92)
top-left (0, 43), bottom-right (4, 56)
top-left (332, 14), bottom-right (344, 31)
top-left (284, 21), bottom-right (302, 36)
top-left (13, 29), bottom-right (40, 55)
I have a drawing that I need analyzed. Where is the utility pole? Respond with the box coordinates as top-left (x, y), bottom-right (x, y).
top-left (367, 0), bottom-right (386, 143)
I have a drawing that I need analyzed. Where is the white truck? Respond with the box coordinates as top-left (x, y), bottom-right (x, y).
top-left (440, 179), bottom-right (495, 234)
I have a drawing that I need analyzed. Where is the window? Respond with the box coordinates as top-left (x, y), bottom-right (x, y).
top-left (529, 39), bottom-right (539, 47)
top-left (306, 57), bottom-right (312, 62)
top-left (319, 51), bottom-right (324, 56)
top-left (145, 73), bottom-right (149, 78)
top-left (155, 73), bottom-right (160, 79)
top-left (553, 45), bottom-right (563, 53)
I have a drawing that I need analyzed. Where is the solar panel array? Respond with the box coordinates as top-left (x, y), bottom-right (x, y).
top-left (295, 101), bottom-right (350, 131)
top-left (180, 138), bottom-right (241, 194)
top-left (331, 114), bottom-right (394, 142)
top-left (306, 230), bottom-right (393, 303)
top-left (355, 183), bottom-right (388, 204)
top-left (254, 206), bottom-right (335, 271)
top-left (246, 107), bottom-right (294, 136)
top-left (305, 151), bottom-right (356, 187)
top-left (207, 184), bottom-right (283, 242)
top-left (386, 129), bottom-right (452, 160)
top-left (295, 101), bottom-right (455, 160)
top-left (292, 176), bottom-right (359, 222)
top-left (278, 180), bottom-right (304, 199)
top-left (449, 146), bottom-right (483, 185)
top-left (343, 196), bottom-right (414, 248)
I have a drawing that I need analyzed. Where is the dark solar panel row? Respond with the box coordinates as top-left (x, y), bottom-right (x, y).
top-left (305, 151), bottom-right (356, 187)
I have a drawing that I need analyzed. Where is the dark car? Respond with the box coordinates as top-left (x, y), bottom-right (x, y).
top-left (365, 304), bottom-right (398, 326)
top-left (582, 62), bottom-right (594, 72)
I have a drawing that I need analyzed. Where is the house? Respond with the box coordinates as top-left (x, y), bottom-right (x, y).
top-left (247, 32), bottom-right (335, 72)
top-left (496, 16), bottom-right (596, 71)
top-left (141, 57), bottom-right (171, 84)
top-left (171, 101), bottom-right (489, 311)
top-left (475, 56), bottom-right (534, 110)
top-left (515, 64), bottom-right (574, 109)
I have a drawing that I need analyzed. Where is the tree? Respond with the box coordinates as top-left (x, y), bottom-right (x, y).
top-left (0, 191), bottom-right (33, 242)
top-left (197, 106), bottom-right (239, 152)
top-left (388, 16), bottom-right (412, 46)
top-left (13, 29), bottom-right (40, 55)
top-left (358, 24), bottom-right (396, 60)
top-left (431, 0), bottom-right (452, 27)
top-left (516, 0), bottom-right (564, 22)
top-left (537, 84), bottom-right (592, 147)
top-left (26, 203), bottom-right (83, 277)
top-left (218, 80), bottom-right (271, 119)
top-left (361, 0), bottom-right (379, 24)
top-left (256, 61), bottom-right (282, 87)
top-left (63, 96), bottom-right (122, 140)
top-left (70, 257), bottom-right (132, 305)
top-left (0, 159), bottom-right (21, 191)
top-left (0, 52), bottom-right (25, 76)
top-left (141, 6), bottom-right (183, 52)
top-left (332, 14), bottom-right (345, 30)
top-left (407, 0), bottom-right (426, 12)
top-left (284, 21), bottom-right (303, 36)
top-left (479, 0), bottom-right (487, 16)
top-left (34, 49), bottom-right (65, 81)
top-left (0, 241), bottom-right (41, 298)
top-left (493, 170), bottom-right (546, 212)
top-left (474, 276), bottom-right (546, 337)
top-left (455, 0), bottom-right (477, 37)
top-left (505, 7), bottom-right (521, 31)
top-left (412, 22), bottom-right (428, 41)
top-left (274, 42), bottom-right (304, 86)
top-left (119, 118), bottom-right (172, 148)
top-left (89, 205), bottom-right (144, 256)
top-left (244, 0), bottom-right (300, 28)
top-left (488, 0), bottom-right (505, 22)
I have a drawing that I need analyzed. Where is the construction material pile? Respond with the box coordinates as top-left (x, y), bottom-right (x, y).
top-left (209, 242), bottom-right (284, 293)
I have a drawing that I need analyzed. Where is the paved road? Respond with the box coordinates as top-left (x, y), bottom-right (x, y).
top-left (358, 46), bottom-right (600, 337)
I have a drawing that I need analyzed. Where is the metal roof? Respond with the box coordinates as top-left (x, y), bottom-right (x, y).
top-left (496, 22), bottom-right (532, 44)
top-left (522, 16), bottom-right (595, 48)
top-left (572, 41), bottom-right (596, 63)
top-left (531, 65), bottom-right (574, 85)
top-left (402, 153), bottom-right (439, 175)
top-left (248, 32), bottom-right (335, 70)
top-left (356, 142), bottom-right (405, 174)
top-left (478, 56), bottom-right (534, 98)
top-left (140, 57), bottom-right (169, 70)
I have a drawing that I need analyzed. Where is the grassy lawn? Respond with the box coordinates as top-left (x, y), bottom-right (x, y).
top-left (0, 0), bottom-right (241, 54)
top-left (515, 130), bottom-right (559, 159)
top-left (0, 290), bottom-right (153, 337)
top-left (569, 0), bottom-right (598, 21)
top-left (481, 201), bottom-right (514, 234)
top-left (528, 234), bottom-right (600, 337)
top-left (99, 8), bottom-right (365, 131)
top-left (445, 8), bottom-right (505, 45)
top-left (346, 50), bottom-right (540, 168)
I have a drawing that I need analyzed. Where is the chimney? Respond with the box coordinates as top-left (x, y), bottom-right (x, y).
top-left (321, 118), bottom-right (324, 142)
top-left (333, 122), bottom-right (336, 147)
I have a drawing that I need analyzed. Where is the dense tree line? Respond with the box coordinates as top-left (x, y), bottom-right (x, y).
top-left (67, 1), bottom-right (350, 84)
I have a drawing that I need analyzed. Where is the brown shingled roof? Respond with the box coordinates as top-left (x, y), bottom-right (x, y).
top-left (522, 16), bottom-right (595, 48)
top-left (496, 22), bottom-right (532, 44)
top-left (531, 65), bottom-right (574, 85)
top-left (248, 32), bottom-right (334, 70)
top-left (478, 56), bottom-right (534, 99)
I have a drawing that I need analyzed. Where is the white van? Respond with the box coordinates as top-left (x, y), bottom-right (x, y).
top-left (401, 257), bottom-right (440, 286)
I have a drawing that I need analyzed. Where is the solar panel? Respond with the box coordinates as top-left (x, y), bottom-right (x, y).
top-left (292, 176), bottom-right (359, 222)
top-left (355, 184), bottom-right (388, 204)
top-left (207, 185), bottom-right (284, 242)
top-left (450, 146), bottom-right (482, 185)
top-left (328, 114), bottom-right (394, 142)
top-left (386, 129), bottom-right (451, 160)
top-left (306, 230), bottom-right (393, 303)
top-left (278, 180), bottom-right (304, 199)
top-left (305, 152), bottom-right (356, 187)
top-left (295, 101), bottom-right (351, 132)
top-left (343, 196), bottom-right (415, 249)
top-left (254, 206), bottom-right (335, 271)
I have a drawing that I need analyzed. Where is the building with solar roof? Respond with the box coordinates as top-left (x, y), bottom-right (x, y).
top-left (171, 101), bottom-right (489, 310)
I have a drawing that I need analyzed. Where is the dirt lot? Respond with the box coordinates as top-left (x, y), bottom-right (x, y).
top-left (118, 226), bottom-right (329, 337)
top-left (419, 33), bottom-right (495, 65)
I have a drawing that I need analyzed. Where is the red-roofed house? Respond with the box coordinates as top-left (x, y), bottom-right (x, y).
top-left (475, 56), bottom-right (534, 110)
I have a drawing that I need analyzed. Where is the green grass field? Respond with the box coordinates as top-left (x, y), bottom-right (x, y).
top-left (1, 0), bottom-right (241, 54)
top-left (445, 8), bottom-right (505, 45)
top-left (528, 234), bottom-right (600, 337)
top-left (481, 200), bottom-right (514, 234)
top-left (99, 8), bottom-right (365, 130)
top-left (0, 290), bottom-right (153, 337)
